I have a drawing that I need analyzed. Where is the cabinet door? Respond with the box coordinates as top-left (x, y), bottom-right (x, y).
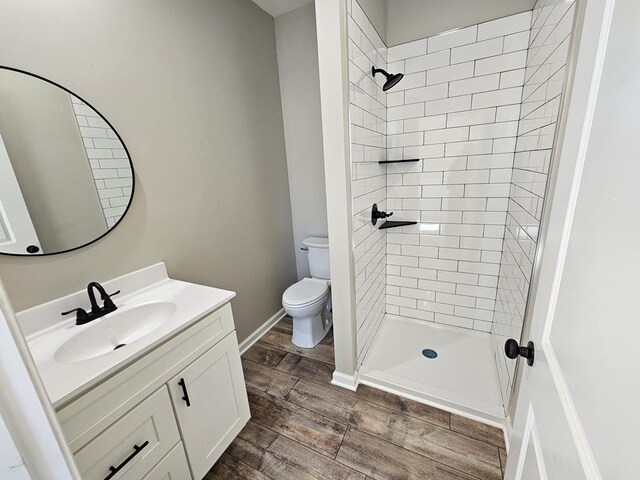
top-left (142, 443), bottom-right (191, 480)
top-left (169, 332), bottom-right (250, 480)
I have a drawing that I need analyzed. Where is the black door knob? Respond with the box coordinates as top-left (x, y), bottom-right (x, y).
top-left (504, 339), bottom-right (535, 366)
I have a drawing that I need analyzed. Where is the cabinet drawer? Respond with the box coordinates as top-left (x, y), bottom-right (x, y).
top-left (74, 387), bottom-right (179, 480)
top-left (142, 443), bottom-right (192, 480)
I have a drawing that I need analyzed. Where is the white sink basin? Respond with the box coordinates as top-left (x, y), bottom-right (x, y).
top-left (20, 263), bottom-right (236, 406)
top-left (53, 302), bottom-right (177, 364)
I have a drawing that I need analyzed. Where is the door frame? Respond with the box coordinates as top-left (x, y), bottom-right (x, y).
top-left (0, 276), bottom-right (80, 479)
top-left (506, 0), bottom-right (587, 421)
top-left (0, 131), bottom-right (40, 255)
top-left (505, 0), bottom-right (616, 476)
top-left (315, 0), bottom-right (360, 389)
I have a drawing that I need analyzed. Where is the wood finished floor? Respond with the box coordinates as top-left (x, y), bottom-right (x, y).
top-left (206, 317), bottom-right (507, 480)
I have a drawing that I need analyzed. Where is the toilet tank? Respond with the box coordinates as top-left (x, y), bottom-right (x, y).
top-left (303, 237), bottom-right (330, 280)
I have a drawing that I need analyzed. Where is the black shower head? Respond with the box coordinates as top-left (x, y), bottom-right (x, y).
top-left (372, 66), bottom-right (404, 91)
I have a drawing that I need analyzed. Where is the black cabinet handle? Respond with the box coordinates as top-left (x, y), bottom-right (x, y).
top-left (104, 440), bottom-right (149, 480)
top-left (178, 378), bottom-right (191, 407)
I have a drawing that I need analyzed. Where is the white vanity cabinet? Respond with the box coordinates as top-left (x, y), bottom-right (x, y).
top-left (55, 302), bottom-right (250, 480)
top-left (141, 444), bottom-right (192, 480)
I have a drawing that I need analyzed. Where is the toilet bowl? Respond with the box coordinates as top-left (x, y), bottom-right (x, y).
top-left (282, 237), bottom-right (332, 348)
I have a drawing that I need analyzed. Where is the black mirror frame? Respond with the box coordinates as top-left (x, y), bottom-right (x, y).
top-left (0, 66), bottom-right (135, 257)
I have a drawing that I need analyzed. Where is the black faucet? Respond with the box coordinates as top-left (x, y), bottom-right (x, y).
top-left (61, 282), bottom-right (121, 325)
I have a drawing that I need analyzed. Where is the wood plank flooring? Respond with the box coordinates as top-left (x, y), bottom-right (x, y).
top-left (205, 317), bottom-right (507, 480)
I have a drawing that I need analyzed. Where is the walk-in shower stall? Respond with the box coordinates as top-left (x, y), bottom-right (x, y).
top-left (346, 0), bottom-right (577, 425)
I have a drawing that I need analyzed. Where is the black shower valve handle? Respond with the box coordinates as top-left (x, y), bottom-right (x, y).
top-left (371, 203), bottom-right (393, 225)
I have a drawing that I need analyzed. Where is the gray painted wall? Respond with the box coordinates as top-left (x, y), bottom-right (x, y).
top-left (359, 0), bottom-right (537, 46)
top-left (0, 70), bottom-right (107, 254)
top-left (357, 0), bottom-right (388, 43)
top-left (275, 3), bottom-right (328, 280)
top-left (0, 0), bottom-right (297, 343)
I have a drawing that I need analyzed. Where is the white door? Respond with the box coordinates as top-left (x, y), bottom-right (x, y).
top-left (0, 131), bottom-right (40, 254)
top-left (506, 0), bottom-right (638, 478)
top-left (0, 414), bottom-right (30, 480)
top-left (169, 333), bottom-right (250, 480)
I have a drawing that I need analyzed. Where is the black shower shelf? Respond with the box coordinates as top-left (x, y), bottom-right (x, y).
top-left (379, 221), bottom-right (418, 230)
top-left (378, 159), bottom-right (420, 165)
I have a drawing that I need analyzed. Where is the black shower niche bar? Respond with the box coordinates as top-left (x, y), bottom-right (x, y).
top-left (378, 158), bottom-right (420, 165)
top-left (371, 204), bottom-right (417, 230)
top-left (379, 221), bottom-right (418, 229)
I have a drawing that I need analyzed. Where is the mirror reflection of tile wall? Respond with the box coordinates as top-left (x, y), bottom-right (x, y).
top-left (71, 96), bottom-right (132, 228)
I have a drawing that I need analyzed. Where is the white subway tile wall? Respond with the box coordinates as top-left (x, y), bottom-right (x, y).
top-left (348, 0), bottom-right (388, 366)
top-left (384, 11), bottom-right (532, 333)
top-left (491, 0), bottom-right (576, 407)
top-left (70, 96), bottom-right (133, 228)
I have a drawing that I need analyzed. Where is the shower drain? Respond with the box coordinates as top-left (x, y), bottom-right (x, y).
top-left (422, 348), bottom-right (438, 359)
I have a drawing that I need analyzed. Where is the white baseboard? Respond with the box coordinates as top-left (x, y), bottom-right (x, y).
top-left (358, 374), bottom-right (506, 431)
top-left (239, 308), bottom-right (286, 355)
top-left (331, 371), bottom-right (359, 391)
top-left (504, 414), bottom-right (513, 454)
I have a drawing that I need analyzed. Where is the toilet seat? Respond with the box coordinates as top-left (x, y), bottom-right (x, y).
top-left (282, 278), bottom-right (329, 308)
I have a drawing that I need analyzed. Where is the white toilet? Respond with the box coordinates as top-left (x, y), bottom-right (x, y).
top-left (282, 237), bottom-right (332, 348)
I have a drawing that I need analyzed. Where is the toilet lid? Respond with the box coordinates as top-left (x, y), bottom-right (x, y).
top-left (282, 278), bottom-right (329, 307)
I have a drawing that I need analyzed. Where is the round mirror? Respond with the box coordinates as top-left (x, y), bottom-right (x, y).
top-left (0, 67), bottom-right (134, 256)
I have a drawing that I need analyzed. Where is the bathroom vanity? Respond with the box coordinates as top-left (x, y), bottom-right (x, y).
top-left (18, 264), bottom-right (250, 480)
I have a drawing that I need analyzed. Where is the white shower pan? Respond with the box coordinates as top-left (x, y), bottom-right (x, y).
top-left (360, 315), bottom-right (504, 427)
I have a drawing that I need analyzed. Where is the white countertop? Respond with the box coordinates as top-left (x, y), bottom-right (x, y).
top-left (18, 263), bottom-right (235, 407)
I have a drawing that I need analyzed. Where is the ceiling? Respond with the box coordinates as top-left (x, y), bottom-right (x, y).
top-left (251, 0), bottom-right (313, 17)
top-left (384, 0), bottom-right (537, 46)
